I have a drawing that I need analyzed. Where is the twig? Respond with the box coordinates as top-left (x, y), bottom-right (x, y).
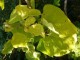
top-left (64, 0), bottom-right (67, 15)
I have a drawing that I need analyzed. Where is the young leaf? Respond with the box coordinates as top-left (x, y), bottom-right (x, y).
top-left (0, 0), bottom-right (4, 10)
top-left (28, 24), bottom-right (45, 37)
top-left (25, 17), bottom-right (36, 27)
top-left (42, 4), bottom-right (77, 38)
top-left (2, 40), bottom-right (13, 54)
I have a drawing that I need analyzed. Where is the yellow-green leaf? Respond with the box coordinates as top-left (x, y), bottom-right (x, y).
top-left (37, 33), bottom-right (77, 57)
top-left (28, 24), bottom-right (45, 37)
top-left (29, 9), bottom-right (41, 17)
top-left (9, 10), bottom-right (22, 24)
top-left (42, 4), bottom-right (77, 38)
top-left (11, 32), bottom-right (28, 48)
top-left (16, 5), bottom-right (29, 19)
top-left (25, 17), bottom-right (36, 27)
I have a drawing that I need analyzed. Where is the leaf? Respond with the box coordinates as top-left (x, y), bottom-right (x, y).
top-left (3, 22), bottom-right (13, 32)
top-left (22, 43), bottom-right (40, 60)
top-left (0, 0), bottom-right (4, 10)
top-left (28, 24), bottom-right (45, 37)
top-left (25, 17), bottom-right (36, 27)
top-left (16, 5), bottom-right (29, 19)
top-left (42, 4), bottom-right (77, 38)
top-left (9, 10), bottom-right (22, 24)
top-left (11, 32), bottom-right (30, 48)
top-left (29, 9), bottom-right (41, 17)
top-left (30, 0), bottom-right (35, 8)
top-left (53, 0), bottom-right (60, 6)
top-left (37, 33), bottom-right (77, 57)
top-left (2, 40), bottom-right (13, 54)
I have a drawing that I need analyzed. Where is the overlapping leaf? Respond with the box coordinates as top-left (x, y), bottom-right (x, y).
top-left (28, 24), bottom-right (45, 37)
top-left (37, 33), bottom-right (77, 57)
top-left (37, 4), bottom-right (78, 57)
top-left (29, 9), bottom-right (41, 17)
top-left (25, 17), bottom-right (36, 27)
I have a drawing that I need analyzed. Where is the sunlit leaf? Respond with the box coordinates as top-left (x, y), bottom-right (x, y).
top-left (42, 4), bottom-right (77, 38)
top-left (28, 24), bottom-right (45, 37)
top-left (11, 32), bottom-right (30, 48)
top-left (0, 0), bottom-right (4, 10)
top-left (37, 33), bottom-right (77, 57)
top-left (16, 5), bottom-right (29, 19)
top-left (25, 17), bottom-right (36, 27)
top-left (2, 40), bottom-right (13, 54)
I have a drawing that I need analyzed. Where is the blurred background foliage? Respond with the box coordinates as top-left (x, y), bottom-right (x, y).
top-left (0, 0), bottom-right (80, 60)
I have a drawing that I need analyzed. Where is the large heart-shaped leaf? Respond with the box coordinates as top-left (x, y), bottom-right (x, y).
top-left (42, 4), bottom-right (77, 38)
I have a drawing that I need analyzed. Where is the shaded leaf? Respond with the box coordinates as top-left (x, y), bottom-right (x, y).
top-left (53, 0), bottom-right (60, 6)
top-left (2, 40), bottom-right (13, 54)
top-left (22, 43), bottom-right (40, 60)
top-left (30, 0), bottom-right (35, 8)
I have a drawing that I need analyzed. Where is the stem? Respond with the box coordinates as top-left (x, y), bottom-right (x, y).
top-left (19, 0), bottom-right (21, 5)
top-left (64, 0), bottom-right (67, 15)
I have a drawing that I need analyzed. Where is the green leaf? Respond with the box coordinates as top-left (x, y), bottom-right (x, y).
top-left (42, 4), bottom-right (77, 38)
top-left (28, 24), bottom-right (45, 37)
top-left (0, 0), bottom-right (4, 10)
top-left (2, 40), bottom-right (13, 54)
top-left (11, 32), bottom-right (31, 48)
top-left (37, 33), bottom-right (77, 57)
top-left (25, 17), bottom-right (36, 27)
top-left (22, 43), bottom-right (40, 60)
top-left (30, 0), bottom-right (35, 8)
top-left (53, 0), bottom-right (60, 6)
top-left (29, 9), bottom-right (41, 17)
